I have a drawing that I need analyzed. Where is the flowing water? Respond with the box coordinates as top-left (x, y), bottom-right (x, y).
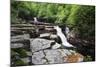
top-left (33, 17), bottom-right (74, 48)
top-left (54, 26), bottom-right (74, 47)
top-left (34, 17), bottom-right (38, 22)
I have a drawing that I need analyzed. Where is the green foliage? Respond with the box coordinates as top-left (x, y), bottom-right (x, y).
top-left (11, 49), bottom-right (28, 66)
top-left (84, 55), bottom-right (93, 61)
top-left (15, 59), bottom-right (26, 66)
top-left (67, 5), bottom-right (95, 39)
top-left (67, 5), bottom-right (80, 26)
top-left (11, 1), bottom-right (95, 40)
top-left (12, 48), bottom-right (28, 58)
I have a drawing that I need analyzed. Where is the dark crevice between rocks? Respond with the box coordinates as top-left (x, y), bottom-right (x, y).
top-left (42, 50), bottom-right (49, 64)
top-left (23, 40), bottom-right (30, 51)
top-left (28, 56), bottom-right (33, 65)
top-left (54, 36), bottom-right (62, 44)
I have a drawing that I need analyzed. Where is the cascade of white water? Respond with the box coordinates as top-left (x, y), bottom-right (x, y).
top-left (54, 26), bottom-right (74, 47)
top-left (65, 27), bottom-right (69, 34)
top-left (34, 17), bottom-right (38, 22)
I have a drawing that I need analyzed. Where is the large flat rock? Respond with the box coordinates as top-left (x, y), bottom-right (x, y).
top-left (30, 38), bottom-right (55, 52)
top-left (11, 34), bottom-right (30, 39)
top-left (11, 34), bottom-right (30, 43)
top-left (32, 51), bottom-right (47, 64)
top-left (11, 43), bottom-right (24, 48)
top-left (39, 33), bottom-right (58, 39)
top-left (32, 49), bottom-right (84, 65)
top-left (44, 49), bottom-right (72, 64)
top-left (44, 49), bottom-right (64, 64)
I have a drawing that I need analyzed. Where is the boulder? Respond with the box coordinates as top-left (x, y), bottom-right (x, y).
top-left (32, 51), bottom-right (47, 64)
top-left (44, 49), bottom-right (77, 64)
top-left (31, 49), bottom-right (84, 64)
top-left (39, 33), bottom-right (58, 40)
top-left (30, 38), bottom-right (55, 52)
top-left (50, 34), bottom-right (58, 39)
top-left (11, 43), bottom-right (24, 48)
top-left (11, 34), bottom-right (30, 43)
top-left (11, 34), bottom-right (30, 40)
top-left (44, 49), bottom-right (64, 64)
top-left (45, 28), bottom-right (54, 31)
top-left (39, 33), bottom-right (50, 39)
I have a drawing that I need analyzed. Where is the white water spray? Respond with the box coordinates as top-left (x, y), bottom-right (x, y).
top-left (54, 26), bottom-right (74, 47)
top-left (34, 17), bottom-right (38, 22)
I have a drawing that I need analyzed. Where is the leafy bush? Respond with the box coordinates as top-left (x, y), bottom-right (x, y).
top-left (15, 59), bottom-right (26, 66)
top-left (84, 55), bottom-right (93, 61)
top-left (12, 48), bottom-right (28, 58)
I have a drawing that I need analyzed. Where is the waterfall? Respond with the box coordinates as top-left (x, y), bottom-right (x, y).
top-left (54, 26), bottom-right (74, 47)
top-left (65, 27), bottom-right (69, 34)
top-left (34, 17), bottom-right (38, 22)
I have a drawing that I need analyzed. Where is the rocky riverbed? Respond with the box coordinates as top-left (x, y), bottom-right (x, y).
top-left (11, 24), bottom-right (85, 66)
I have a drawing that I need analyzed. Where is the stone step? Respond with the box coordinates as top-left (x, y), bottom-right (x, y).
top-left (11, 27), bottom-right (35, 30)
top-left (11, 34), bottom-right (30, 43)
